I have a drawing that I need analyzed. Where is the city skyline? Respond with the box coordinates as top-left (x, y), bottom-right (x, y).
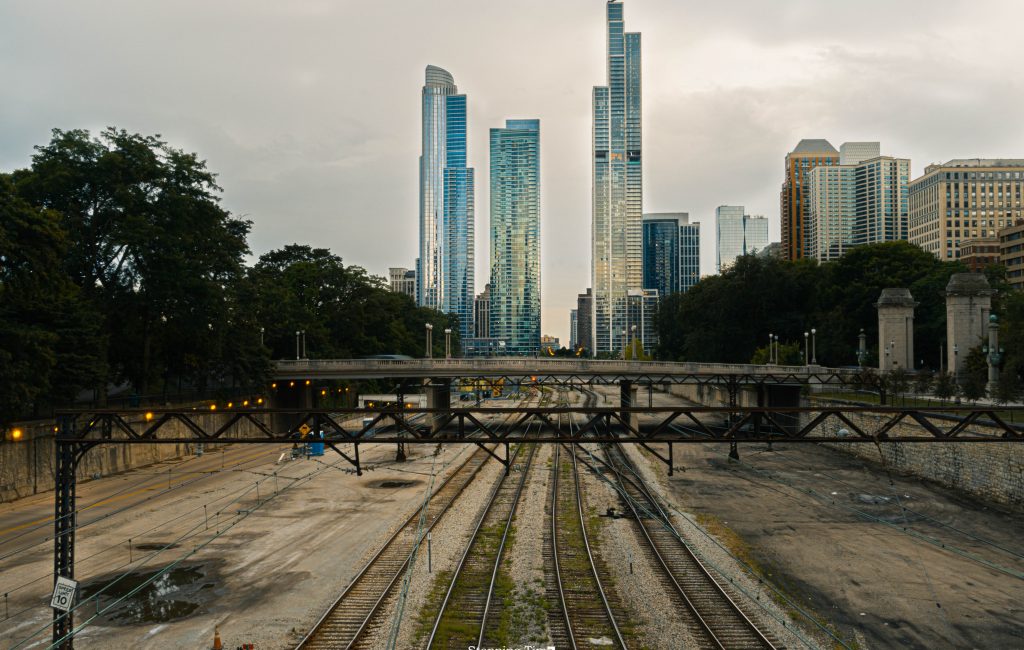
top-left (4, 0), bottom-right (1024, 344)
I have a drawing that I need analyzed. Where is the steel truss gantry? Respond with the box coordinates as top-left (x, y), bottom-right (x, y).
top-left (49, 404), bottom-right (1022, 648)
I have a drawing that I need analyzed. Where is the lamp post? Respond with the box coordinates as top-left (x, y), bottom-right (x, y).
top-left (804, 331), bottom-right (809, 366)
top-left (621, 329), bottom-right (627, 360)
top-left (260, 327), bottom-right (265, 347)
top-left (953, 344), bottom-right (959, 384)
top-left (857, 328), bottom-right (867, 368)
top-left (425, 323), bottom-right (433, 359)
top-left (773, 334), bottom-right (779, 364)
top-left (768, 333), bottom-right (774, 364)
top-left (631, 324), bottom-right (637, 360)
top-left (295, 330), bottom-right (301, 360)
top-left (811, 328), bottom-right (817, 365)
top-left (444, 328), bottom-right (452, 359)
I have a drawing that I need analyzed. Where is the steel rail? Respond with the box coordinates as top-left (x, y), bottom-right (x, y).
top-left (295, 401), bottom-right (528, 650)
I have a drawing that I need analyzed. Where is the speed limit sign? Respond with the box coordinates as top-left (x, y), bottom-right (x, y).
top-left (50, 576), bottom-right (78, 612)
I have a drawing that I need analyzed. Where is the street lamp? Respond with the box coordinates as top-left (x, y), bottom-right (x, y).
top-left (444, 328), bottom-right (452, 359)
top-left (773, 334), bottom-right (779, 365)
top-left (811, 328), bottom-right (817, 365)
top-left (260, 326), bottom-right (265, 347)
top-left (804, 331), bottom-right (809, 366)
top-left (631, 324), bottom-right (637, 360)
top-left (768, 333), bottom-right (773, 364)
top-left (295, 330), bottom-right (301, 360)
top-left (425, 323), bottom-right (433, 359)
top-left (621, 329), bottom-right (627, 359)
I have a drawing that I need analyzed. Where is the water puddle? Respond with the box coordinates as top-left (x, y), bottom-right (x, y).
top-left (370, 479), bottom-right (422, 489)
top-left (80, 561), bottom-right (219, 624)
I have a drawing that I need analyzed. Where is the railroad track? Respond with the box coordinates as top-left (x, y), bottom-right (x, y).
top-left (545, 386), bottom-right (628, 650)
top-left (296, 400), bottom-right (528, 650)
top-left (601, 441), bottom-right (779, 649)
top-left (424, 390), bottom-right (554, 648)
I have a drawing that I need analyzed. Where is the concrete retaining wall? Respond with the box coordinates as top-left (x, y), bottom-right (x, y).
top-left (0, 413), bottom-right (271, 504)
top-left (670, 384), bottom-right (1024, 510)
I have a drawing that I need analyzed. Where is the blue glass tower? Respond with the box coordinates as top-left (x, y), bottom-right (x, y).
top-left (418, 65), bottom-right (475, 341)
top-left (489, 119), bottom-right (541, 356)
top-left (680, 221), bottom-right (701, 292)
top-left (643, 215), bottom-right (681, 297)
top-left (592, 0), bottom-right (642, 355)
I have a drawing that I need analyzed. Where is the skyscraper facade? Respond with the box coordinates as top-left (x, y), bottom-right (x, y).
top-left (642, 214), bottom-right (681, 298)
top-left (679, 220), bottom-right (701, 292)
top-left (489, 119), bottom-right (541, 356)
top-left (569, 309), bottom-right (579, 350)
top-left (388, 267), bottom-right (417, 299)
top-left (577, 289), bottom-right (593, 355)
top-left (781, 139), bottom-right (840, 260)
top-left (418, 65), bottom-right (475, 341)
top-left (807, 165), bottom-right (856, 262)
top-left (592, 0), bottom-right (642, 356)
top-left (716, 207), bottom-right (768, 272)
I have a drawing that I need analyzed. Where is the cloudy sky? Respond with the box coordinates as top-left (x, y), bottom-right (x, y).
top-left (3, 0), bottom-right (1024, 344)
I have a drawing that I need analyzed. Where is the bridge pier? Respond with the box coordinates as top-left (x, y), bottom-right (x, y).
top-left (425, 378), bottom-right (451, 433)
top-left (620, 380), bottom-right (638, 430)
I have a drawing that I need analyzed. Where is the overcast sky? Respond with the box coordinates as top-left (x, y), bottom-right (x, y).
top-left (3, 0), bottom-right (1024, 344)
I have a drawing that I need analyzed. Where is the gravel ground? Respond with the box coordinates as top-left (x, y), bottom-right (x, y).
top-left (620, 441), bottom-right (831, 650)
top-left (356, 444), bottom-right (507, 649)
top-left (575, 442), bottom-right (702, 649)
top-left (499, 442), bottom-right (553, 647)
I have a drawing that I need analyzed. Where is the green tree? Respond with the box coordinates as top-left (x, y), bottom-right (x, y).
top-left (993, 367), bottom-right (1022, 407)
top-left (750, 341), bottom-right (802, 365)
top-left (13, 128), bottom-right (259, 396)
top-left (913, 369), bottom-right (934, 396)
top-left (885, 368), bottom-right (911, 405)
top-left (961, 346), bottom-right (988, 403)
top-left (933, 371), bottom-right (957, 404)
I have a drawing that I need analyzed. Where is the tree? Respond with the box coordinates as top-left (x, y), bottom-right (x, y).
top-left (624, 337), bottom-right (651, 361)
top-left (913, 369), bottom-right (934, 396)
top-left (0, 175), bottom-right (103, 422)
top-left (885, 368), bottom-right (911, 405)
top-left (933, 371), bottom-right (957, 404)
top-left (750, 341), bottom-right (802, 365)
top-left (13, 128), bottom-right (259, 396)
top-left (961, 346), bottom-right (988, 403)
top-left (993, 367), bottom-right (1022, 407)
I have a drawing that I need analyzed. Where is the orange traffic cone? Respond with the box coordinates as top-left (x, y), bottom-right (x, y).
top-left (212, 626), bottom-right (222, 650)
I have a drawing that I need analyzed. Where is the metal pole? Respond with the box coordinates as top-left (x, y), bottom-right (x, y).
top-left (811, 328), bottom-right (817, 365)
top-left (427, 532), bottom-right (432, 573)
top-left (53, 438), bottom-right (77, 649)
top-left (295, 331), bottom-right (300, 360)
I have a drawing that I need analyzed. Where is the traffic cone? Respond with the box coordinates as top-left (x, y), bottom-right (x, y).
top-left (212, 626), bottom-right (222, 650)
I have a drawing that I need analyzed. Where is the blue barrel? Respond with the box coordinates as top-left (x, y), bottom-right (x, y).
top-left (309, 431), bottom-right (325, 456)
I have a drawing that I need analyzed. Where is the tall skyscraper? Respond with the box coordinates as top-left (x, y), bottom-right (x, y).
top-left (592, 0), bottom-right (642, 356)
top-left (418, 65), bottom-right (475, 341)
top-left (781, 139), bottom-right (840, 260)
top-left (489, 119), bottom-right (541, 356)
top-left (716, 207), bottom-right (768, 272)
top-left (577, 289), bottom-right (593, 355)
top-left (473, 283), bottom-right (491, 339)
top-left (569, 309), bottom-right (579, 350)
top-left (679, 219), bottom-right (701, 293)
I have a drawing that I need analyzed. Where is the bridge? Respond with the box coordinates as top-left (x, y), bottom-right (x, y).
top-left (270, 358), bottom-right (860, 385)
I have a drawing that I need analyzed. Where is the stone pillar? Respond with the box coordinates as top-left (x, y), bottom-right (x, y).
top-left (425, 378), bottom-right (451, 433)
top-left (619, 380), bottom-right (638, 430)
top-left (945, 273), bottom-right (993, 381)
top-left (875, 288), bottom-right (917, 372)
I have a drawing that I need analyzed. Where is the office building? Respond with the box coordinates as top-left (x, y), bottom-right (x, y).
top-left (840, 141), bottom-right (881, 165)
top-left (473, 284), bottom-right (491, 339)
top-left (569, 309), bottom-right (578, 350)
top-left (418, 65), bottom-right (475, 341)
top-left (958, 238), bottom-right (1002, 272)
top-left (577, 288), bottom-right (593, 355)
top-left (909, 159), bottom-right (1024, 261)
top-left (489, 119), bottom-right (541, 357)
top-left (540, 335), bottom-right (561, 352)
top-left (642, 214), bottom-right (681, 298)
top-left (807, 165), bottom-right (856, 262)
top-left (781, 139), bottom-right (840, 260)
top-left (388, 267), bottom-right (416, 299)
top-left (592, 0), bottom-right (643, 355)
top-left (1001, 219), bottom-right (1024, 290)
top-left (716, 207), bottom-right (768, 272)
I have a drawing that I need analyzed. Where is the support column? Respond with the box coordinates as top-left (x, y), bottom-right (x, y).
top-left (619, 380), bottom-right (638, 431)
top-left (987, 314), bottom-right (1001, 394)
top-left (426, 378), bottom-right (451, 433)
top-left (53, 438), bottom-right (77, 649)
top-left (875, 288), bottom-right (918, 372)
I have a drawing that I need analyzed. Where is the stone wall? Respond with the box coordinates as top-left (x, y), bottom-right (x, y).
top-left (0, 412), bottom-right (271, 504)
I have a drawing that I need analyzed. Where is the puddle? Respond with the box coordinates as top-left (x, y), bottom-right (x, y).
top-left (133, 542), bottom-right (179, 551)
top-left (369, 479), bottom-right (422, 489)
top-left (80, 561), bottom-right (218, 624)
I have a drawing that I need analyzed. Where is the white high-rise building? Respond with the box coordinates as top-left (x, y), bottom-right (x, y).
top-left (591, 0), bottom-right (642, 356)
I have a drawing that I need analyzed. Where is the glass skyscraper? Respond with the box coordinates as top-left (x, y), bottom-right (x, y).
top-left (418, 65), bottom-right (475, 342)
top-left (716, 206), bottom-right (768, 272)
top-left (489, 119), bottom-right (541, 356)
top-left (592, 0), bottom-right (642, 356)
top-left (643, 212), bottom-right (701, 296)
